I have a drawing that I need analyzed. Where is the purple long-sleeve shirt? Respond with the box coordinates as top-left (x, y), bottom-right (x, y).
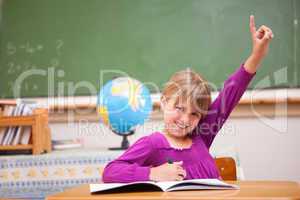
top-left (103, 64), bottom-right (255, 183)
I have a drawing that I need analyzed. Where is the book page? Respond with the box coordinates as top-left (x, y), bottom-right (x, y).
top-left (181, 179), bottom-right (237, 187)
top-left (90, 183), bottom-right (125, 193)
top-left (90, 181), bottom-right (161, 193)
top-left (156, 179), bottom-right (238, 192)
top-left (155, 181), bottom-right (182, 191)
top-left (168, 185), bottom-right (239, 192)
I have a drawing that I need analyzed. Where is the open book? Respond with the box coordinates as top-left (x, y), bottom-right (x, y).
top-left (90, 179), bottom-right (239, 193)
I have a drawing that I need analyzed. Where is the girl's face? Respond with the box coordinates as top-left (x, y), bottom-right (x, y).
top-left (162, 98), bottom-right (202, 138)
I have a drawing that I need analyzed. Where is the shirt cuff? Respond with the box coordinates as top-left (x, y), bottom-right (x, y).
top-left (134, 166), bottom-right (151, 181)
top-left (235, 63), bottom-right (256, 86)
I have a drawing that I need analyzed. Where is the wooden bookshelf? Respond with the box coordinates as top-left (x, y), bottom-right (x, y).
top-left (0, 144), bottom-right (33, 150)
top-left (0, 108), bottom-right (52, 155)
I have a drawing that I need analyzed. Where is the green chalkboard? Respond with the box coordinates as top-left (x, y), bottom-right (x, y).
top-left (0, 0), bottom-right (299, 98)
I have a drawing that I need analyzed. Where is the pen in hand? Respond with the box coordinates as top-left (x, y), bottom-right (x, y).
top-left (149, 158), bottom-right (185, 181)
top-left (167, 158), bottom-right (173, 164)
top-left (167, 159), bottom-right (185, 179)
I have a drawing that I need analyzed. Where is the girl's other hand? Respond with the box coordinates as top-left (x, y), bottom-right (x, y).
top-left (149, 161), bottom-right (186, 182)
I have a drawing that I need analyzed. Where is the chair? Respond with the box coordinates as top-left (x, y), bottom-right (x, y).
top-left (214, 157), bottom-right (237, 180)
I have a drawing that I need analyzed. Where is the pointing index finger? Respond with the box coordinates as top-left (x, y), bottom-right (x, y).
top-left (250, 15), bottom-right (256, 37)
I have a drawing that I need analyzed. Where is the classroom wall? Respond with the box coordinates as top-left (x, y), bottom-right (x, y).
top-left (50, 116), bottom-right (300, 181)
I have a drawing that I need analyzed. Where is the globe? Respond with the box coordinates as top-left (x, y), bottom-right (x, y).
top-left (97, 77), bottom-right (152, 149)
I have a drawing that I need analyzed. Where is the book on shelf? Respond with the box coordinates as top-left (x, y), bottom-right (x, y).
top-left (12, 126), bottom-right (23, 145)
top-left (2, 106), bottom-right (17, 145)
top-left (0, 101), bottom-right (37, 145)
top-left (19, 104), bottom-right (34, 145)
top-left (19, 126), bottom-right (31, 145)
top-left (2, 105), bottom-right (15, 116)
top-left (3, 126), bottom-right (14, 145)
top-left (1, 107), bottom-right (15, 145)
top-left (52, 138), bottom-right (83, 150)
top-left (89, 179), bottom-right (239, 193)
top-left (8, 103), bottom-right (26, 145)
top-left (0, 127), bottom-right (6, 144)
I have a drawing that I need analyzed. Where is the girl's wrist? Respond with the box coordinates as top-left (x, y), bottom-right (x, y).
top-left (244, 54), bottom-right (262, 74)
top-left (250, 53), bottom-right (264, 63)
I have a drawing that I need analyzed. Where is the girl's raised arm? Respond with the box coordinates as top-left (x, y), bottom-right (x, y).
top-left (194, 16), bottom-right (273, 148)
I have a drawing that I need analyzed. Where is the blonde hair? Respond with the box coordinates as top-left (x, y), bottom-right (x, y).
top-left (161, 68), bottom-right (211, 116)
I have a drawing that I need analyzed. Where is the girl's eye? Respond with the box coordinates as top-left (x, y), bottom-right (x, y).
top-left (192, 113), bottom-right (199, 117)
top-left (175, 106), bottom-right (184, 112)
top-left (192, 113), bottom-right (200, 118)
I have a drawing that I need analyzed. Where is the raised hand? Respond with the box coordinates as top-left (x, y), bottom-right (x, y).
top-left (245, 15), bottom-right (274, 73)
top-left (250, 15), bottom-right (274, 60)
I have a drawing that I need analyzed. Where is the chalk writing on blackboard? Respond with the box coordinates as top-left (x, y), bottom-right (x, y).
top-left (56, 40), bottom-right (64, 56)
top-left (4, 40), bottom-right (64, 97)
top-left (7, 42), bottom-right (16, 55)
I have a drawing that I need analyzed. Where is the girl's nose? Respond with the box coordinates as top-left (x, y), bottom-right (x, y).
top-left (180, 113), bottom-right (190, 124)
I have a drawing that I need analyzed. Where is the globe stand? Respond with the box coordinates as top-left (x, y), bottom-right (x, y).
top-left (109, 130), bottom-right (135, 150)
